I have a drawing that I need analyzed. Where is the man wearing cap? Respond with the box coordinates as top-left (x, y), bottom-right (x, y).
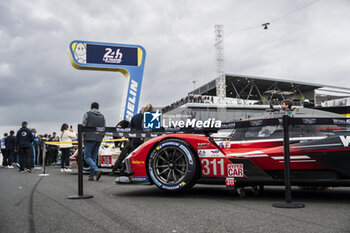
top-left (16, 121), bottom-right (34, 172)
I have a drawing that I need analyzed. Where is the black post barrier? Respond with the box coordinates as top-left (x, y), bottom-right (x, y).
top-left (38, 141), bottom-right (49, 177)
top-left (68, 124), bottom-right (93, 199)
top-left (273, 115), bottom-right (305, 208)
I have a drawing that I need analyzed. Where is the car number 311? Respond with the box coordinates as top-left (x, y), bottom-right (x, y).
top-left (201, 158), bottom-right (226, 176)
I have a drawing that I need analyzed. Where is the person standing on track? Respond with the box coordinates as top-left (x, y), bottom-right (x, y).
top-left (59, 123), bottom-right (76, 172)
top-left (16, 121), bottom-right (34, 173)
top-left (1, 133), bottom-right (8, 167)
top-left (112, 103), bottom-right (154, 176)
top-left (82, 102), bottom-right (105, 181)
top-left (5, 131), bottom-right (16, 168)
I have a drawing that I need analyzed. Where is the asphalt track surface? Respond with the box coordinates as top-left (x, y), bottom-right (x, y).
top-left (0, 166), bottom-right (350, 233)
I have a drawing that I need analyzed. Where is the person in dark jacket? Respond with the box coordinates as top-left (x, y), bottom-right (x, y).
top-left (112, 103), bottom-right (154, 176)
top-left (1, 133), bottom-right (8, 167)
top-left (5, 130), bottom-right (16, 168)
top-left (16, 121), bottom-right (34, 172)
top-left (113, 120), bottom-right (129, 148)
top-left (109, 120), bottom-right (129, 175)
top-left (129, 103), bottom-right (154, 150)
top-left (47, 132), bottom-right (59, 166)
top-left (82, 102), bottom-right (105, 181)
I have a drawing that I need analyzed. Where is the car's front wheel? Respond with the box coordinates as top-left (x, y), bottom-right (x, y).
top-left (147, 139), bottom-right (199, 192)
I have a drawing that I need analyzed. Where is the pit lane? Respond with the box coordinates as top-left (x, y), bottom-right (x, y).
top-left (0, 167), bottom-right (349, 233)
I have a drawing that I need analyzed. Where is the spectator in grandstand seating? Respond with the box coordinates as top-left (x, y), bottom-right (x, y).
top-left (16, 121), bottom-right (34, 172)
top-left (5, 131), bottom-right (16, 168)
top-left (189, 94), bottom-right (194, 103)
top-left (82, 102), bottom-right (105, 181)
top-left (198, 95), bottom-right (202, 103)
top-left (281, 99), bottom-right (293, 111)
top-left (59, 123), bottom-right (76, 172)
top-left (1, 133), bottom-right (8, 167)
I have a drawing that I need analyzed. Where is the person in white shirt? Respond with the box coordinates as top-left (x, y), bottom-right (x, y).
top-left (59, 123), bottom-right (76, 172)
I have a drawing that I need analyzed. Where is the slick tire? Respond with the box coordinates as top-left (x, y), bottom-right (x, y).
top-left (147, 139), bottom-right (199, 192)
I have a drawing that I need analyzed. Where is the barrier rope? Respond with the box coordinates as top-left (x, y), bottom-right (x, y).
top-left (44, 138), bottom-right (128, 146)
top-left (75, 117), bottom-right (350, 138)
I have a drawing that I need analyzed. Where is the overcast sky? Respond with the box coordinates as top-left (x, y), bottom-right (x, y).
top-left (1, 0), bottom-right (350, 135)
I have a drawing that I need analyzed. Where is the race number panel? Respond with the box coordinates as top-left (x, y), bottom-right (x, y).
top-left (200, 158), bottom-right (228, 177)
top-left (101, 155), bottom-right (112, 167)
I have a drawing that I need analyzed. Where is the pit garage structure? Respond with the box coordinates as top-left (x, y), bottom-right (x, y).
top-left (162, 74), bottom-right (350, 122)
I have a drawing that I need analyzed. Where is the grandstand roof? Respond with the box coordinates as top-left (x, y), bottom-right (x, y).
top-left (189, 74), bottom-right (350, 103)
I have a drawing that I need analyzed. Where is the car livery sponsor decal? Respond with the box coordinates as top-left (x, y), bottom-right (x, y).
top-left (199, 149), bottom-right (223, 157)
top-left (131, 160), bottom-right (145, 165)
top-left (227, 164), bottom-right (244, 177)
top-left (333, 119), bottom-right (350, 125)
top-left (218, 141), bottom-right (231, 149)
top-left (132, 177), bottom-right (148, 182)
top-left (160, 182), bottom-right (186, 190)
top-left (225, 177), bottom-right (235, 186)
top-left (340, 136), bottom-right (350, 147)
top-left (197, 142), bottom-right (210, 149)
top-left (198, 149), bottom-right (224, 157)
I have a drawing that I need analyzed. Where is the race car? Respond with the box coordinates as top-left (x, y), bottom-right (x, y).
top-left (116, 108), bottom-right (350, 192)
top-left (70, 142), bottom-right (121, 170)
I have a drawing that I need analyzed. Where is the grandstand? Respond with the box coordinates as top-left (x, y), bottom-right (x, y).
top-left (162, 74), bottom-right (350, 122)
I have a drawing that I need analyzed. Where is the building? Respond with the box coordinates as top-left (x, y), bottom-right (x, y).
top-left (162, 74), bottom-right (350, 122)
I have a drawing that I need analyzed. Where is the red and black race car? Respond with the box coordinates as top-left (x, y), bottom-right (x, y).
top-left (116, 108), bottom-right (350, 193)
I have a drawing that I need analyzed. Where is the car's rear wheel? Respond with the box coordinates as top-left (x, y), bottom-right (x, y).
top-left (148, 139), bottom-right (199, 192)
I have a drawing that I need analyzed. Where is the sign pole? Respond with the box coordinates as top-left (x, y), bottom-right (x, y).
top-left (273, 115), bottom-right (305, 208)
top-left (68, 124), bottom-right (93, 199)
top-left (38, 141), bottom-right (49, 177)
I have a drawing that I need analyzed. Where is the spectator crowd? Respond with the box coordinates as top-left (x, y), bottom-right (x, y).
top-left (1, 122), bottom-right (76, 173)
top-left (162, 94), bottom-right (214, 113)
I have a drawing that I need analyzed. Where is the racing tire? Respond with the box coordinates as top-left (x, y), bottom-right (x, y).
top-left (147, 139), bottom-right (199, 192)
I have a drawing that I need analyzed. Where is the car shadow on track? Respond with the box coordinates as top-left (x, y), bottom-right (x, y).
top-left (110, 184), bottom-right (350, 203)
